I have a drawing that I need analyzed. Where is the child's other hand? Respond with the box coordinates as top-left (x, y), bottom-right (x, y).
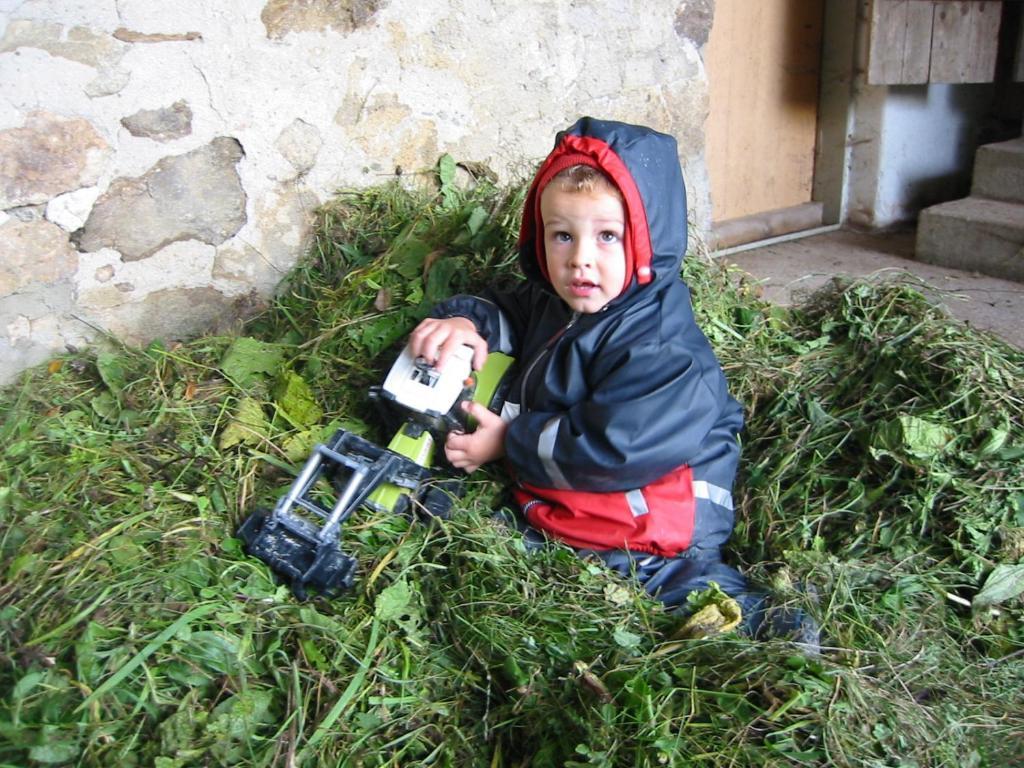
top-left (409, 317), bottom-right (488, 371)
top-left (445, 401), bottom-right (507, 473)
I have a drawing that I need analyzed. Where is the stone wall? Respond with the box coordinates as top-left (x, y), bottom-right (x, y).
top-left (0, 0), bottom-right (713, 384)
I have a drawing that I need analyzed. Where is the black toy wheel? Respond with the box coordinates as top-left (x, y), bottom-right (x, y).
top-left (419, 480), bottom-right (463, 520)
top-left (236, 508), bottom-right (269, 550)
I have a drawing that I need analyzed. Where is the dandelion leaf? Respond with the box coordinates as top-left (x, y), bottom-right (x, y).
top-left (375, 578), bottom-right (413, 622)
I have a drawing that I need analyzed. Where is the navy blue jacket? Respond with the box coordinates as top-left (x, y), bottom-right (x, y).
top-left (433, 117), bottom-right (743, 556)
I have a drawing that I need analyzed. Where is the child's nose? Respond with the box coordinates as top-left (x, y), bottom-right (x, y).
top-left (569, 240), bottom-right (595, 267)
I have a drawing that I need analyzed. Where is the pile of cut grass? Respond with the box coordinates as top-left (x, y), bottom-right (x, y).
top-left (1, 166), bottom-right (1022, 767)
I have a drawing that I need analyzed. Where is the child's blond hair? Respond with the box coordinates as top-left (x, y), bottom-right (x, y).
top-left (550, 164), bottom-right (622, 199)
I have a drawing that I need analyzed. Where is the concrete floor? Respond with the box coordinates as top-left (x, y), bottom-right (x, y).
top-left (722, 227), bottom-right (1024, 350)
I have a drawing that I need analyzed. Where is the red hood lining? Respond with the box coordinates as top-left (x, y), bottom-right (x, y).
top-left (520, 135), bottom-right (653, 294)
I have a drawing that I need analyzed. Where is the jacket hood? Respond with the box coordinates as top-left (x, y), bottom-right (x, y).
top-left (517, 117), bottom-right (688, 301)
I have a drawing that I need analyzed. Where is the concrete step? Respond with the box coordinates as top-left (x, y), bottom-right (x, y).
top-left (916, 196), bottom-right (1024, 283)
top-left (972, 137), bottom-right (1024, 204)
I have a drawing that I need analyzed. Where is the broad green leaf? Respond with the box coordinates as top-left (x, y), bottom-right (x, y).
top-left (178, 630), bottom-right (243, 676)
top-left (978, 426), bottom-right (1010, 456)
top-left (5, 552), bottom-right (40, 581)
top-left (158, 695), bottom-right (208, 756)
top-left (273, 370), bottom-right (322, 428)
top-left (389, 229), bottom-right (432, 280)
top-left (466, 205), bottom-right (489, 235)
top-left (603, 582), bottom-right (633, 607)
top-left (77, 604), bottom-right (219, 713)
top-left (207, 689), bottom-right (275, 763)
top-left (899, 414), bottom-right (954, 458)
top-left (12, 670), bottom-right (45, 700)
top-left (220, 337), bottom-right (285, 388)
top-left (219, 397), bottom-right (270, 449)
top-left (299, 605), bottom-right (350, 636)
top-left (280, 427), bottom-right (319, 463)
top-left (75, 622), bottom-right (106, 686)
top-left (437, 153), bottom-right (456, 192)
top-left (96, 351), bottom-right (127, 395)
top-left (874, 414), bottom-right (954, 461)
top-left (612, 626), bottom-right (643, 651)
top-left (425, 257), bottom-right (459, 304)
top-left (973, 564), bottom-right (1024, 610)
top-left (358, 314), bottom-right (408, 357)
top-left (28, 739), bottom-right (80, 764)
top-left (90, 391), bottom-right (120, 421)
top-left (375, 579), bottom-right (412, 622)
top-left (300, 637), bottom-right (329, 672)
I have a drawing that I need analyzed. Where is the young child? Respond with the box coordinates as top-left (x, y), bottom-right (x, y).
top-left (409, 117), bottom-right (813, 642)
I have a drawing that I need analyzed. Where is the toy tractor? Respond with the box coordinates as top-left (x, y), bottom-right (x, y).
top-left (236, 343), bottom-right (514, 599)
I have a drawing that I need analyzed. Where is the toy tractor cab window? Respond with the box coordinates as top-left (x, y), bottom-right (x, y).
top-left (411, 360), bottom-right (440, 388)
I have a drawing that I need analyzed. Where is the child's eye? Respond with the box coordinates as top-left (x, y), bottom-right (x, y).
top-left (599, 231), bottom-right (621, 243)
top-left (551, 231), bottom-right (572, 243)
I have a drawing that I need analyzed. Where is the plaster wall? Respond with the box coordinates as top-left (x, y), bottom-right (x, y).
top-left (0, 0), bottom-right (714, 385)
top-left (848, 83), bottom-right (994, 228)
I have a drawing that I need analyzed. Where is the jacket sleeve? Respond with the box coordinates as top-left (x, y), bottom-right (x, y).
top-left (503, 338), bottom-right (743, 492)
top-left (429, 283), bottom-right (540, 356)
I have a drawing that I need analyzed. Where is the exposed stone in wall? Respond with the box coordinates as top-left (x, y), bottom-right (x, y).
top-left (82, 286), bottom-right (241, 346)
top-left (121, 101), bottom-right (194, 142)
top-left (261, 0), bottom-right (387, 39)
top-left (0, 111), bottom-right (110, 209)
top-left (84, 69), bottom-right (132, 98)
top-left (74, 239), bottom-right (262, 344)
top-left (75, 137), bottom-right (247, 261)
top-left (46, 187), bottom-right (103, 233)
top-left (214, 184), bottom-right (320, 292)
top-left (112, 29), bottom-right (203, 44)
top-left (674, 0), bottom-right (714, 48)
top-left (1, 287), bottom-right (84, 378)
top-left (0, 219), bottom-right (78, 295)
top-left (0, 20), bottom-right (126, 69)
top-left (77, 241), bottom-right (218, 311)
top-left (335, 91), bottom-right (439, 175)
top-left (275, 119), bottom-right (323, 175)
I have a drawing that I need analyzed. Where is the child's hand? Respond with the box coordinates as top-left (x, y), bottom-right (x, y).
top-left (445, 401), bottom-right (507, 473)
top-left (409, 317), bottom-right (488, 371)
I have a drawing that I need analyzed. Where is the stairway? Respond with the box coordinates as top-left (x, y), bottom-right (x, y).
top-left (915, 137), bottom-right (1024, 283)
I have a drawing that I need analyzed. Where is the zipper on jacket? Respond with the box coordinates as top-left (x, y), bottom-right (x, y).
top-left (519, 311), bottom-right (580, 409)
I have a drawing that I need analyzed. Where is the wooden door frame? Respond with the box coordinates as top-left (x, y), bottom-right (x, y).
top-left (813, 0), bottom-right (860, 226)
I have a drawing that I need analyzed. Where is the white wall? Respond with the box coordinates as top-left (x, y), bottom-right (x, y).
top-left (849, 83), bottom-right (995, 228)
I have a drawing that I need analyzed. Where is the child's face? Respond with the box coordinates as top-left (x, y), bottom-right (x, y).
top-left (540, 185), bottom-right (627, 314)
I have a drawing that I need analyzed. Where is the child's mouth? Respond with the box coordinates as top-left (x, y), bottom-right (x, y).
top-left (569, 279), bottom-right (598, 297)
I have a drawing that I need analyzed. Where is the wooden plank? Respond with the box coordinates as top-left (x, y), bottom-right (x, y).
top-left (710, 202), bottom-right (824, 250)
top-left (867, 0), bottom-right (933, 85)
top-left (930, 1), bottom-right (1002, 83)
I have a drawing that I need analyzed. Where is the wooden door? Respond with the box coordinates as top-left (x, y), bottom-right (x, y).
top-left (705, 0), bottom-right (826, 249)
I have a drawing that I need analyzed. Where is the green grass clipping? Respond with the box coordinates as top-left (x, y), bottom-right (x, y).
top-left (1, 165), bottom-right (1022, 767)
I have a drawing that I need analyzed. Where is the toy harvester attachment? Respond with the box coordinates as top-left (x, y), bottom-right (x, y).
top-left (237, 343), bottom-right (514, 599)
